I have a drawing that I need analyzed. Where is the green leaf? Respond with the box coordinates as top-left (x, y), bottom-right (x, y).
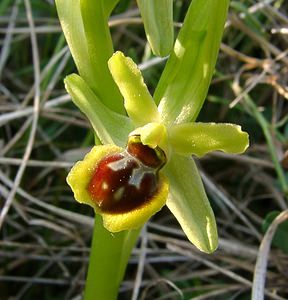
top-left (85, 216), bottom-right (140, 300)
top-left (101, 0), bottom-right (120, 16)
top-left (55, 0), bottom-right (124, 114)
top-left (137, 0), bottom-right (174, 57)
top-left (108, 51), bottom-right (160, 127)
top-left (154, 0), bottom-right (230, 125)
top-left (80, 0), bottom-right (124, 114)
top-left (55, 0), bottom-right (93, 85)
top-left (262, 211), bottom-right (288, 254)
top-left (169, 122), bottom-right (249, 157)
top-left (64, 74), bottom-right (132, 147)
top-left (164, 154), bottom-right (218, 253)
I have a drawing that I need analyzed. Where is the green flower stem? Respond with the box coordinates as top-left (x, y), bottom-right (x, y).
top-left (85, 216), bottom-right (140, 300)
top-left (244, 95), bottom-right (288, 196)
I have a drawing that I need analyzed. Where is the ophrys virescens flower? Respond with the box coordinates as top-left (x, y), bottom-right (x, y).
top-left (65, 51), bottom-right (248, 253)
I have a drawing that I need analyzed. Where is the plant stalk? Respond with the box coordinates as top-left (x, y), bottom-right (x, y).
top-left (84, 216), bottom-right (140, 300)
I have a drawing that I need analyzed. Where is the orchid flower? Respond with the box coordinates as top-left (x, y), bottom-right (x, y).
top-left (65, 51), bottom-right (248, 253)
top-left (56, 0), bottom-right (248, 298)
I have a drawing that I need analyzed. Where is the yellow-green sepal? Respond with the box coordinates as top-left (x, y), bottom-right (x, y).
top-left (169, 122), bottom-right (249, 157)
top-left (108, 51), bottom-right (160, 127)
top-left (137, 0), bottom-right (174, 57)
top-left (164, 154), bottom-right (218, 253)
top-left (64, 74), bottom-right (132, 147)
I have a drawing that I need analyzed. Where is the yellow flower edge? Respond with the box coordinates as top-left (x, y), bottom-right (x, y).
top-left (67, 145), bottom-right (122, 209)
top-left (101, 173), bottom-right (169, 232)
top-left (67, 144), bottom-right (169, 232)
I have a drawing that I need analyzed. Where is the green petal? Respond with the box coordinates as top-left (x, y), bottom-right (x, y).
top-left (64, 74), bottom-right (133, 147)
top-left (169, 122), bottom-right (249, 157)
top-left (164, 154), bottom-right (218, 253)
top-left (108, 51), bottom-right (160, 127)
top-left (137, 0), bottom-right (174, 57)
top-left (154, 0), bottom-right (229, 124)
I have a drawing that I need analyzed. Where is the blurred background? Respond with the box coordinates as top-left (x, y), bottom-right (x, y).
top-left (0, 0), bottom-right (288, 299)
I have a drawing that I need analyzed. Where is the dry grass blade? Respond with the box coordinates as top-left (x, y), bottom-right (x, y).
top-left (131, 226), bottom-right (148, 300)
top-left (168, 244), bottom-right (286, 300)
top-left (0, 0), bottom-right (21, 76)
top-left (252, 210), bottom-right (288, 300)
top-left (200, 171), bottom-right (262, 240)
top-left (0, 0), bottom-right (40, 229)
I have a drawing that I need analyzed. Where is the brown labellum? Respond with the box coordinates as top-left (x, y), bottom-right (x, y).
top-left (126, 135), bottom-right (166, 169)
top-left (87, 136), bottom-right (166, 213)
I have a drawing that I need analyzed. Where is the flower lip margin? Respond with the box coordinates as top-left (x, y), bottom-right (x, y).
top-left (102, 171), bottom-right (168, 232)
top-left (66, 144), bottom-right (122, 210)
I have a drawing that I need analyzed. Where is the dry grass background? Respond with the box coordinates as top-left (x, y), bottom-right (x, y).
top-left (0, 0), bottom-right (288, 299)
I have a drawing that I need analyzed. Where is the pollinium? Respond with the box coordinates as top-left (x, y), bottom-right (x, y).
top-left (87, 135), bottom-right (166, 213)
